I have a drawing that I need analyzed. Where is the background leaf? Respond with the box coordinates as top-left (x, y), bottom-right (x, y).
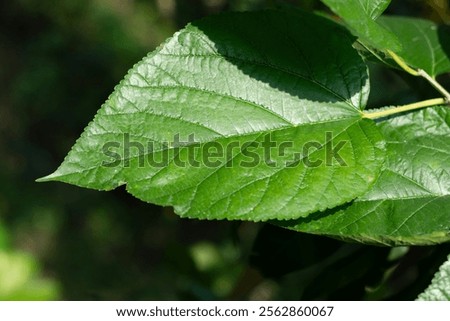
top-left (320, 0), bottom-right (401, 51)
top-left (378, 16), bottom-right (450, 77)
top-left (281, 106), bottom-right (450, 245)
top-left (417, 254), bottom-right (450, 300)
top-left (38, 10), bottom-right (385, 221)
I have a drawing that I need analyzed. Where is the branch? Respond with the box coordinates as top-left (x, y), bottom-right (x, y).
top-left (387, 50), bottom-right (450, 101)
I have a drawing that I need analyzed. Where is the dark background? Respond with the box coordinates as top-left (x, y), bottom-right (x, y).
top-left (1, 0), bottom-right (449, 300)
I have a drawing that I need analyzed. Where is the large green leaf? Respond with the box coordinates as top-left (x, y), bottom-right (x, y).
top-left (417, 254), bottom-right (450, 300)
top-left (378, 16), bottom-right (450, 77)
top-left (282, 107), bottom-right (450, 245)
top-left (38, 10), bottom-right (385, 221)
top-left (320, 0), bottom-right (401, 51)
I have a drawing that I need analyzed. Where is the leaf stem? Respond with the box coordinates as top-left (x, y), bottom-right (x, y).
top-left (363, 98), bottom-right (447, 119)
top-left (416, 69), bottom-right (450, 101)
top-left (386, 50), bottom-right (418, 76)
top-left (387, 50), bottom-right (450, 101)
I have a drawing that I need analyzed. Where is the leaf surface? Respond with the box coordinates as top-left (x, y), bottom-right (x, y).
top-left (417, 254), bottom-right (450, 301)
top-left (38, 10), bottom-right (385, 221)
top-left (378, 16), bottom-right (450, 77)
top-left (321, 0), bottom-right (401, 51)
top-left (282, 107), bottom-right (450, 245)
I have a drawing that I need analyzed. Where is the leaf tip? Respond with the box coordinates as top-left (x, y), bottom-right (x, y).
top-left (35, 171), bottom-right (61, 183)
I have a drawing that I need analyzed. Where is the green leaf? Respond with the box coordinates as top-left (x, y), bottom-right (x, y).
top-left (378, 16), bottom-right (450, 77)
top-left (320, 0), bottom-right (401, 51)
top-left (38, 10), bottom-right (385, 221)
top-left (282, 107), bottom-right (450, 245)
top-left (417, 254), bottom-right (450, 301)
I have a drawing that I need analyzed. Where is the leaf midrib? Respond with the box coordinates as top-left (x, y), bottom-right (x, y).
top-left (65, 114), bottom-right (362, 177)
top-left (47, 115), bottom-right (363, 191)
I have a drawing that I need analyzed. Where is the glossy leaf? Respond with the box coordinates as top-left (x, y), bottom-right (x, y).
top-left (282, 107), bottom-right (450, 245)
top-left (38, 10), bottom-right (385, 221)
top-left (417, 254), bottom-right (450, 300)
top-left (321, 0), bottom-right (401, 51)
top-left (378, 16), bottom-right (450, 77)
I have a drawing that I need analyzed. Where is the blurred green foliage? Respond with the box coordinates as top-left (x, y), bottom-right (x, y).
top-left (1, 0), bottom-right (449, 300)
top-left (0, 220), bottom-right (58, 300)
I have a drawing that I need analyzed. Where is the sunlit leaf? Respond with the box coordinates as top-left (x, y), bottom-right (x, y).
top-left (38, 10), bottom-right (385, 221)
